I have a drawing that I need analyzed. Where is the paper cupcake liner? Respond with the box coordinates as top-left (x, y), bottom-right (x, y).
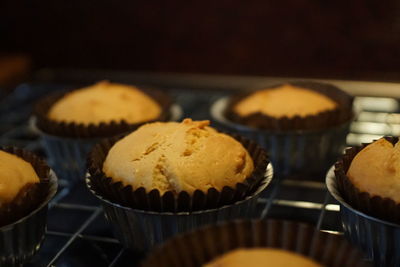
top-left (86, 164), bottom-right (273, 252)
top-left (225, 81), bottom-right (353, 131)
top-left (211, 97), bottom-right (350, 177)
top-left (327, 166), bottom-right (400, 267)
top-left (0, 147), bottom-right (50, 226)
top-left (141, 219), bottom-right (369, 267)
top-left (0, 147), bottom-right (58, 266)
top-left (34, 86), bottom-right (172, 138)
top-left (334, 137), bottom-right (400, 224)
top-left (87, 134), bottom-right (269, 212)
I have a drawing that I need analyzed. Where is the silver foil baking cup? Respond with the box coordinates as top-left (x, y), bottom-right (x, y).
top-left (141, 219), bottom-right (370, 267)
top-left (32, 105), bottom-right (183, 184)
top-left (86, 164), bottom-right (273, 252)
top-left (326, 166), bottom-right (400, 267)
top-left (211, 97), bottom-right (350, 177)
top-left (0, 170), bottom-right (58, 266)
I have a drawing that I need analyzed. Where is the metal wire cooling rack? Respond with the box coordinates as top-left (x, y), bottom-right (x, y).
top-left (1, 74), bottom-right (399, 266)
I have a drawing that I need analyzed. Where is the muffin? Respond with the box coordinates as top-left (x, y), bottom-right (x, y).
top-left (211, 81), bottom-right (353, 178)
top-left (327, 136), bottom-right (400, 266)
top-left (204, 248), bottom-right (322, 267)
top-left (141, 219), bottom-right (369, 267)
top-left (103, 119), bottom-right (254, 196)
top-left (86, 119), bottom-right (272, 251)
top-left (0, 147), bottom-right (57, 266)
top-left (336, 137), bottom-right (400, 223)
top-left (0, 150), bottom-right (40, 226)
top-left (34, 81), bottom-right (175, 183)
top-left (47, 81), bottom-right (162, 127)
top-left (231, 83), bottom-right (339, 130)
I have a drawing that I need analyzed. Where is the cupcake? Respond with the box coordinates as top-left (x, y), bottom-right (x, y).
top-left (0, 147), bottom-right (57, 266)
top-left (86, 119), bottom-right (272, 251)
top-left (34, 81), bottom-right (176, 183)
top-left (141, 219), bottom-right (369, 267)
top-left (327, 137), bottom-right (400, 266)
top-left (204, 248), bottom-right (322, 267)
top-left (211, 81), bottom-right (353, 178)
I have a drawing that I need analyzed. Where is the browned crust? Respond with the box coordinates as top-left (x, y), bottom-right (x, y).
top-left (87, 133), bottom-right (269, 212)
top-left (226, 81), bottom-right (353, 131)
top-left (34, 85), bottom-right (173, 138)
top-left (0, 147), bottom-right (51, 227)
top-left (334, 136), bottom-right (400, 224)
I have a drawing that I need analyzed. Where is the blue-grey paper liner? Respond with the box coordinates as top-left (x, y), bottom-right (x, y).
top-left (141, 219), bottom-right (370, 267)
top-left (327, 166), bottom-right (400, 267)
top-left (211, 97), bottom-right (351, 177)
top-left (86, 164), bottom-right (273, 252)
top-left (0, 150), bottom-right (58, 266)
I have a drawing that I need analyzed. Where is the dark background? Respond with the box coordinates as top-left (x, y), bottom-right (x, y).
top-left (1, 1), bottom-right (400, 81)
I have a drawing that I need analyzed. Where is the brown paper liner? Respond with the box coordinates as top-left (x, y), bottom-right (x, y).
top-left (0, 147), bottom-right (51, 227)
top-left (226, 81), bottom-right (353, 131)
top-left (34, 85), bottom-right (173, 138)
top-left (334, 136), bottom-right (400, 224)
top-left (87, 133), bottom-right (269, 212)
top-left (141, 219), bottom-right (369, 267)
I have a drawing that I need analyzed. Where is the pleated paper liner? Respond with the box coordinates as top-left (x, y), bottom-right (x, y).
top-left (225, 81), bottom-right (353, 131)
top-left (141, 219), bottom-right (370, 267)
top-left (334, 136), bottom-right (400, 224)
top-left (87, 133), bottom-right (269, 213)
top-left (34, 85), bottom-right (173, 138)
top-left (0, 147), bottom-right (51, 227)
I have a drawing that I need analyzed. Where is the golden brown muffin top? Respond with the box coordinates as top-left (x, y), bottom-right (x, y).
top-left (204, 248), bottom-right (322, 267)
top-left (234, 84), bottom-right (337, 118)
top-left (48, 81), bottom-right (161, 125)
top-left (0, 150), bottom-right (40, 204)
top-left (103, 119), bottom-right (254, 195)
top-left (347, 138), bottom-right (400, 203)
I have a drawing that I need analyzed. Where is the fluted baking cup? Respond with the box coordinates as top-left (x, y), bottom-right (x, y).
top-left (211, 97), bottom-right (350, 177)
top-left (86, 164), bottom-right (272, 252)
top-left (225, 81), bottom-right (353, 131)
top-left (34, 86), bottom-right (172, 138)
top-left (327, 166), bottom-right (400, 267)
top-left (87, 134), bottom-right (269, 212)
top-left (334, 137), bottom-right (400, 224)
top-left (0, 147), bottom-right (58, 266)
top-left (141, 219), bottom-right (369, 267)
top-left (0, 147), bottom-right (50, 227)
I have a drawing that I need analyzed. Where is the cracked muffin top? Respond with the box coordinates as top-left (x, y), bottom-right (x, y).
top-left (102, 118), bottom-right (254, 195)
top-left (48, 81), bottom-right (161, 125)
top-left (0, 150), bottom-right (40, 205)
top-left (234, 84), bottom-right (337, 118)
top-left (346, 137), bottom-right (400, 203)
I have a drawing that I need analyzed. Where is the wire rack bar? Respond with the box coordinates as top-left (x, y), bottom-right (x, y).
top-left (108, 249), bottom-right (125, 267)
top-left (46, 208), bottom-right (103, 267)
